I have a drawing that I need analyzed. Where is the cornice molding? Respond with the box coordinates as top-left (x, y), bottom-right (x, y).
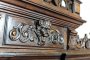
top-left (0, 0), bottom-right (86, 23)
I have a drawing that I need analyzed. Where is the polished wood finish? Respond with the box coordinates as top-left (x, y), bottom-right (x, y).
top-left (0, 0), bottom-right (86, 30)
top-left (0, 0), bottom-right (87, 60)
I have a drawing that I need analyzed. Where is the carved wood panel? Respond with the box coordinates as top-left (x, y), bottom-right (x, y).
top-left (3, 14), bottom-right (66, 49)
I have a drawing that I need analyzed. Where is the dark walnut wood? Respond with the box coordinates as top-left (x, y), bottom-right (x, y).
top-left (0, 0), bottom-right (88, 60)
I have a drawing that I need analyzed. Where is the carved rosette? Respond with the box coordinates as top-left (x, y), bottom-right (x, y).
top-left (9, 27), bottom-right (20, 41)
top-left (9, 23), bottom-right (35, 43)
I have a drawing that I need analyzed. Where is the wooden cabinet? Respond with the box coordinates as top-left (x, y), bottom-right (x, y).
top-left (0, 0), bottom-right (88, 60)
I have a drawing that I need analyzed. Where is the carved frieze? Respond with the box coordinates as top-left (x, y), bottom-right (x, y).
top-left (4, 15), bottom-right (64, 48)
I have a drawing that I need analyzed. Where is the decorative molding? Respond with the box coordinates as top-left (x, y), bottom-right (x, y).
top-left (20, 0), bottom-right (83, 20)
top-left (0, 1), bottom-right (85, 30)
top-left (6, 17), bottom-right (64, 47)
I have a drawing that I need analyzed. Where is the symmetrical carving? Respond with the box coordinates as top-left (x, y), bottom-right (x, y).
top-left (0, 1), bottom-right (87, 58)
top-left (9, 20), bottom-right (64, 47)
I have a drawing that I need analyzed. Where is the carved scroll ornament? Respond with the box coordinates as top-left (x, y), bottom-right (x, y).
top-left (9, 23), bottom-right (34, 43)
top-left (50, 29), bottom-right (64, 44)
top-left (9, 20), bottom-right (64, 46)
